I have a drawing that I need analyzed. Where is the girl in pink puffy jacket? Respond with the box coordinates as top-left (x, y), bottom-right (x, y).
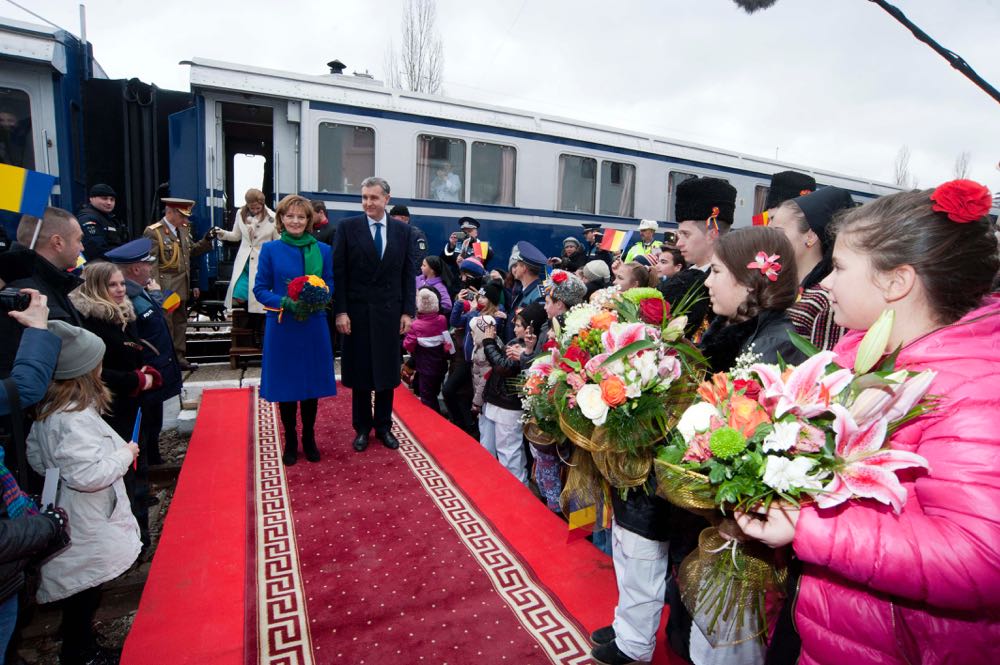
top-left (736, 182), bottom-right (1000, 665)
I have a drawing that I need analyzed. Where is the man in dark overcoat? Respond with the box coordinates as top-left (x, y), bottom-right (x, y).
top-left (333, 177), bottom-right (416, 452)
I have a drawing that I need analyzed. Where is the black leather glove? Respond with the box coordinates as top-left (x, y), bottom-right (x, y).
top-left (40, 505), bottom-right (71, 554)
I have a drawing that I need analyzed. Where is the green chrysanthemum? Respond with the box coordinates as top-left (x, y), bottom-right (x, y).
top-left (709, 427), bottom-right (747, 460)
top-left (622, 287), bottom-right (664, 305)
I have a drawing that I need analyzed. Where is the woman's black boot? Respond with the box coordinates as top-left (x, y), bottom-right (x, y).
top-left (278, 402), bottom-right (299, 466)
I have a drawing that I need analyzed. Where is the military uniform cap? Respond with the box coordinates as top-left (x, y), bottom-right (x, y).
top-left (89, 184), bottom-right (117, 198)
top-left (458, 216), bottom-right (480, 230)
top-left (162, 197), bottom-right (195, 216)
top-left (581, 223), bottom-right (602, 231)
top-left (515, 241), bottom-right (547, 270)
top-left (105, 238), bottom-right (156, 264)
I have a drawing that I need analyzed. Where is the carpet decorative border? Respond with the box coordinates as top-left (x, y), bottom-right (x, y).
top-left (391, 418), bottom-right (594, 664)
top-left (254, 390), bottom-right (314, 665)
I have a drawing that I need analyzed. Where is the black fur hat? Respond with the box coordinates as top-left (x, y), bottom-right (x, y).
top-left (765, 171), bottom-right (817, 210)
top-left (674, 177), bottom-right (737, 227)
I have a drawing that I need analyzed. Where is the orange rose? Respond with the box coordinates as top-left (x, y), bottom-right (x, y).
top-left (590, 310), bottom-right (617, 331)
top-left (727, 394), bottom-right (770, 438)
top-left (600, 376), bottom-right (628, 407)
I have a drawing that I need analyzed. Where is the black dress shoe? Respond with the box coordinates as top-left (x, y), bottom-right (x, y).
top-left (302, 432), bottom-right (321, 462)
top-left (590, 640), bottom-right (642, 665)
top-left (352, 432), bottom-right (369, 452)
top-left (376, 430), bottom-right (400, 449)
top-left (178, 360), bottom-right (198, 371)
top-left (590, 625), bottom-right (615, 646)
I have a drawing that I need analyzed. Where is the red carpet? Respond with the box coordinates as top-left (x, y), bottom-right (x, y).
top-left (122, 388), bottom-right (253, 665)
top-left (123, 385), bottom-right (681, 664)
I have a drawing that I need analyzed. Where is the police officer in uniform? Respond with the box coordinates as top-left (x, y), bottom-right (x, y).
top-left (582, 222), bottom-right (613, 269)
top-left (78, 184), bottom-right (130, 261)
top-left (442, 217), bottom-right (493, 271)
top-left (104, 238), bottom-right (183, 467)
top-left (623, 219), bottom-right (659, 263)
top-left (389, 205), bottom-right (427, 266)
top-left (143, 198), bottom-right (213, 370)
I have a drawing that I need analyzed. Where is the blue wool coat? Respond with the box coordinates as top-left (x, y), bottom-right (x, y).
top-left (254, 239), bottom-right (337, 403)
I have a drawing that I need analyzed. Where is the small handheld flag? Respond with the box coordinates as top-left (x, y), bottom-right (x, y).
top-left (472, 241), bottom-right (490, 261)
top-left (0, 165), bottom-right (56, 217)
top-left (161, 291), bottom-right (181, 313)
top-left (752, 210), bottom-right (770, 226)
top-left (130, 408), bottom-right (142, 469)
top-left (599, 229), bottom-right (633, 253)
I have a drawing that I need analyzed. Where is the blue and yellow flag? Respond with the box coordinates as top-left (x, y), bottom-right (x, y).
top-left (0, 164), bottom-right (56, 217)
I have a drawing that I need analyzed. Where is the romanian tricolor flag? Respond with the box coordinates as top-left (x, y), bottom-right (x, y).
top-left (161, 290), bottom-right (181, 313)
top-left (752, 210), bottom-right (770, 226)
top-left (566, 505), bottom-right (597, 542)
top-left (0, 164), bottom-right (56, 217)
top-left (599, 228), bottom-right (632, 253)
top-left (472, 241), bottom-right (489, 261)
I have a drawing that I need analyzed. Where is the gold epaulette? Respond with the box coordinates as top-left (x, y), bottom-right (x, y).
top-left (147, 222), bottom-right (163, 231)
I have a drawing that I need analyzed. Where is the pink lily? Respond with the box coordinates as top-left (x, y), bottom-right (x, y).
top-left (752, 351), bottom-right (853, 419)
top-left (849, 369), bottom-right (937, 425)
top-left (528, 349), bottom-right (558, 376)
top-left (815, 405), bottom-right (929, 513)
top-left (601, 322), bottom-right (646, 355)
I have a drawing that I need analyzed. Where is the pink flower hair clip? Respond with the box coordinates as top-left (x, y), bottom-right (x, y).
top-left (747, 251), bottom-right (781, 282)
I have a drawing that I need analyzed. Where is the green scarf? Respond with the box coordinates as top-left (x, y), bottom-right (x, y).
top-left (280, 231), bottom-right (322, 277)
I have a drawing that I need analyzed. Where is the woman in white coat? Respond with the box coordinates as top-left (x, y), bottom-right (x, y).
top-left (213, 188), bottom-right (278, 314)
top-left (27, 321), bottom-right (141, 665)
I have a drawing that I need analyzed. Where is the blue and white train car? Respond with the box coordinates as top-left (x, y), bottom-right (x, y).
top-left (176, 58), bottom-right (904, 269)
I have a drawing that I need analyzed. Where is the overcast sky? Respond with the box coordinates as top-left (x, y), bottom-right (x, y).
top-left (13, 0), bottom-right (1000, 191)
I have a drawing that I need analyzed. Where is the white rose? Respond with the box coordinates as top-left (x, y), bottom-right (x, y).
top-left (762, 421), bottom-right (801, 453)
top-left (762, 456), bottom-right (825, 493)
top-left (576, 384), bottom-right (609, 426)
top-left (677, 402), bottom-right (719, 444)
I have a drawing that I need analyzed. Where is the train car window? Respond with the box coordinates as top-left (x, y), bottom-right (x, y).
top-left (599, 160), bottom-right (635, 217)
top-left (558, 154), bottom-right (596, 214)
top-left (317, 123), bottom-right (375, 194)
top-left (666, 171), bottom-right (698, 220)
top-left (417, 134), bottom-right (466, 202)
top-left (753, 185), bottom-right (769, 214)
top-left (0, 87), bottom-right (35, 169)
top-left (470, 141), bottom-right (515, 206)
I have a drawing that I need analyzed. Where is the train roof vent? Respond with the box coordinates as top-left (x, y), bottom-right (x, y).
top-left (327, 60), bottom-right (346, 75)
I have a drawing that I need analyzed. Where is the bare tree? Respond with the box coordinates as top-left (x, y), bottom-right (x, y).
top-left (894, 145), bottom-right (916, 188)
top-left (384, 0), bottom-right (444, 94)
top-left (953, 151), bottom-right (971, 179)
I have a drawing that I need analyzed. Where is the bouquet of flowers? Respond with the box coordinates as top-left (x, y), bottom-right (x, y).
top-left (280, 275), bottom-right (331, 321)
top-left (522, 284), bottom-right (704, 490)
top-left (654, 310), bottom-right (936, 646)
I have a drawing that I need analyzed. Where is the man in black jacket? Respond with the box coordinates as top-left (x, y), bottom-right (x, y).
top-left (333, 177), bottom-right (416, 452)
top-left (0, 208), bottom-right (84, 376)
top-left (77, 184), bottom-right (129, 261)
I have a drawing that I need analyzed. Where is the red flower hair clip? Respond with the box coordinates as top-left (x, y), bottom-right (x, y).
top-left (552, 270), bottom-right (568, 284)
top-left (747, 251), bottom-right (782, 282)
top-left (705, 206), bottom-right (721, 232)
top-left (799, 189), bottom-right (812, 197)
top-left (930, 179), bottom-right (993, 224)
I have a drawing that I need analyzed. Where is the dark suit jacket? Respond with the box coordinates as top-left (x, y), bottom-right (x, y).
top-left (333, 214), bottom-right (416, 391)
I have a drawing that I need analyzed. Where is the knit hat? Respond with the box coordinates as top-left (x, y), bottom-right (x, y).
top-left (516, 302), bottom-right (547, 335)
top-left (791, 186), bottom-right (855, 252)
top-left (562, 236), bottom-right (583, 250)
top-left (417, 287), bottom-right (440, 314)
top-left (581, 259), bottom-right (611, 283)
top-left (674, 177), bottom-right (737, 227)
top-left (765, 171), bottom-right (817, 210)
top-left (548, 270), bottom-right (587, 307)
top-left (480, 280), bottom-right (502, 306)
top-left (47, 320), bottom-right (105, 379)
top-left (459, 257), bottom-right (486, 276)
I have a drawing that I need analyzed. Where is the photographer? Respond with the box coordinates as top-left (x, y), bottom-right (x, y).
top-left (1, 289), bottom-right (61, 416)
top-left (441, 217), bottom-right (493, 275)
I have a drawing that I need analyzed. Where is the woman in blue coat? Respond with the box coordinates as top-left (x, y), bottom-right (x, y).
top-left (254, 195), bottom-right (337, 466)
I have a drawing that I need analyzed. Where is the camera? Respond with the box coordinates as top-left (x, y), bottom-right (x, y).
top-left (453, 231), bottom-right (467, 242)
top-left (0, 288), bottom-right (30, 312)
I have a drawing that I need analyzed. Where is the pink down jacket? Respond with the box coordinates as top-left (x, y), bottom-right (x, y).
top-left (792, 296), bottom-right (1000, 665)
